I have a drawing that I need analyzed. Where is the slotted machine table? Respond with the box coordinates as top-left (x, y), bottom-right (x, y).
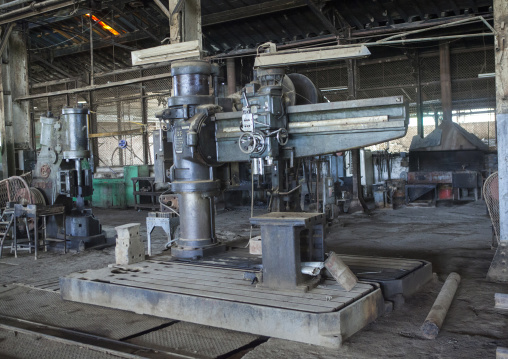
top-left (60, 212), bottom-right (431, 348)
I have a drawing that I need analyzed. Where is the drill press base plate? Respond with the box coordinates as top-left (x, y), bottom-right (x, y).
top-left (60, 260), bottom-right (385, 348)
top-left (184, 243), bottom-right (433, 304)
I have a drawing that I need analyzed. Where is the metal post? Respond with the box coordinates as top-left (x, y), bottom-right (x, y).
top-left (89, 11), bottom-right (94, 86)
top-left (350, 149), bottom-right (367, 213)
top-left (434, 111), bottom-right (439, 129)
top-left (487, 0), bottom-right (508, 281)
top-left (140, 69), bottom-right (149, 165)
top-left (65, 82), bottom-right (70, 106)
top-left (415, 51), bottom-right (424, 138)
top-left (89, 91), bottom-right (99, 171)
top-left (169, 0), bottom-right (181, 43)
top-left (347, 59), bottom-right (356, 100)
top-left (439, 42), bottom-right (452, 122)
top-left (0, 29), bottom-right (30, 178)
top-left (116, 101), bottom-right (124, 166)
top-left (227, 58), bottom-right (236, 95)
top-left (182, 0), bottom-right (201, 50)
top-left (347, 57), bottom-right (367, 213)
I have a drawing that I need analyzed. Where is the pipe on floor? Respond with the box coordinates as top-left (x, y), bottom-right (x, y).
top-left (421, 272), bottom-right (461, 339)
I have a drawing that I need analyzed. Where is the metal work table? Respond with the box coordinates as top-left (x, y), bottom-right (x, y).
top-left (131, 177), bottom-right (162, 211)
top-left (14, 204), bottom-right (66, 260)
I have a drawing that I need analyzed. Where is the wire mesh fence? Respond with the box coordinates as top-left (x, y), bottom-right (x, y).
top-left (28, 44), bottom-right (496, 167)
top-left (296, 45), bottom-right (496, 152)
top-left (29, 66), bottom-right (171, 168)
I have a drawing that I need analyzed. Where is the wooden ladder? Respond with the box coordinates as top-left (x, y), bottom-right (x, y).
top-left (0, 214), bottom-right (15, 259)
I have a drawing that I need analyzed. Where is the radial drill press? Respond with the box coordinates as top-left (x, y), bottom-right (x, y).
top-left (157, 60), bottom-right (224, 259)
top-left (156, 58), bottom-right (409, 262)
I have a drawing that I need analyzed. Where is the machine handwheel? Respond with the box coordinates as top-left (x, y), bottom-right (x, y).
top-left (277, 128), bottom-right (289, 146)
top-left (238, 132), bottom-right (265, 154)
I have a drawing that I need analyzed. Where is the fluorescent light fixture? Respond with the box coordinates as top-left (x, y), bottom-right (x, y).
top-left (77, 100), bottom-right (88, 104)
top-left (131, 40), bottom-right (200, 66)
top-left (478, 72), bottom-right (495, 78)
top-left (254, 45), bottom-right (371, 68)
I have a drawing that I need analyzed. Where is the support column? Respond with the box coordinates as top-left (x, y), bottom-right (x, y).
top-left (181, 0), bottom-right (201, 49)
top-left (487, 0), bottom-right (508, 281)
top-left (347, 58), bottom-right (367, 213)
top-left (169, 0), bottom-right (181, 43)
top-left (440, 42), bottom-right (452, 122)
top-left (0, 29), bottom-right (30, 178)
top-left (227, 58), bottom-right (236, 95)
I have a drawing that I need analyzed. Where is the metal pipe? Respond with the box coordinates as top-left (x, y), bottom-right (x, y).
top-left (75, 159), bottom-right (82, 187)
top-left (421, 272), bottom-right (461, 339)
top-left (89, 11), bottom-right (94, 86)
top-left (0, 0), bottom-right (32, 10)
top-left (227, 58), bottom-right (236, 95)
top-left (440, 42), bottom-right (452, 122)
top-left (377, 16), bottom-right (490, 43)
top-left (0, 23), bottom-right (14, 58)
top-left (213, 73), bottom-right (219, 98)
top-left (0, 0), bottom-right (71, 20)
top-left (209, 196), bottom-right (215, 242)
top-left (415, 51), bottom-right (424, 138)
top-left (16, 72), bottom-right (173, 101)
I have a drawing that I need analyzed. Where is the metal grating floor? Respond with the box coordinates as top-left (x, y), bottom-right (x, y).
top-left (0, 285), bottom-right (173, 340)
top-left (0, 328), bottom-right (129, 359)
top-left (15, 277), bottom-right (61, 292)
top-left (128, 322), bottom-right (260, 358)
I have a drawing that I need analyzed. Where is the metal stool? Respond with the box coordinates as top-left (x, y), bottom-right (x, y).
top-left (146, 212), bottom-right (180, 256)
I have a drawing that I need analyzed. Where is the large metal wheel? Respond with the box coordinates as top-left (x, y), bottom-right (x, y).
top-left (287, 73), bottom-right (323, 105)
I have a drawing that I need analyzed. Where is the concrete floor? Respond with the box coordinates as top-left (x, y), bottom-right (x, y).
top-left (0, 201), bottom-right (507, 358)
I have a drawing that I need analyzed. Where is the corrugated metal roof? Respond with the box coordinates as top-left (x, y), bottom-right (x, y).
top-left (19, 0), bottom-right (493, 83)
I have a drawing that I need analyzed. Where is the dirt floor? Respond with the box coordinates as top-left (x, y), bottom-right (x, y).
top-left (0, 200), bottom-right (507, 358)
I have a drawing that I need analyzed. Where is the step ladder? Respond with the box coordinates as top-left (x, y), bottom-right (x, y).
top-left (0, 214), bottom-right (15, 259)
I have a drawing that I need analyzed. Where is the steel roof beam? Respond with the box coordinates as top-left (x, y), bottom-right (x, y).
top-left (202, 0), bottom-right (310, 27)
top-left (44, 30), bottom-right (149, 58)
top-left (109, 4), bottom-right (160, 41)
top-left (304, 0), bottom-right (339, 35)
top-left (0, 0), bottom-right (87, 26)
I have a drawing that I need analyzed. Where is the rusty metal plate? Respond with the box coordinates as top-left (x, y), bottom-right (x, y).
top-left (407, 171), bottom-right (453, 184)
